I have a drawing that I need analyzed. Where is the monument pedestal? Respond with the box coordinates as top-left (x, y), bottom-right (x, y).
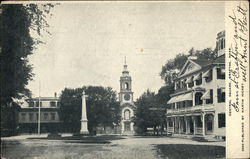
top-left (80, 119), bottom-right (89, 134)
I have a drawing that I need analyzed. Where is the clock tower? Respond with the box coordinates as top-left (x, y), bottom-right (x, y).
top-left (119, 57), bottom-right (135, 134)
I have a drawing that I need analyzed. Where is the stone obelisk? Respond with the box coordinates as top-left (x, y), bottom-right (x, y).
top-left (80, 91), bottom-right (89, 134)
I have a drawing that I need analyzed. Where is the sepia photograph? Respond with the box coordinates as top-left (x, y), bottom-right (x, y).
top-left (0, 1), bottom-right (249, 159)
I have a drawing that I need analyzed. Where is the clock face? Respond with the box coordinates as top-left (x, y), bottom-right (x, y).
top-left (124, 93), bottom-right (130, 101)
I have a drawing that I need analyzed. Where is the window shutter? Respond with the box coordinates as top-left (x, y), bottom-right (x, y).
top-left (217, 89), bottom-right (221, 103)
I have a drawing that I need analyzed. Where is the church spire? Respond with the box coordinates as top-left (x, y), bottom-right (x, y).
top-left (122, 56), bottom-right (129, 76)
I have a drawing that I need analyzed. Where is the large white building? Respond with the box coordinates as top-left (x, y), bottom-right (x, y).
top-left (18, 94), bottom-right (61, 133)
top-left (118, 59), bottom-right (135, 135)
top-left (166, 31), bottom-right (225, 139)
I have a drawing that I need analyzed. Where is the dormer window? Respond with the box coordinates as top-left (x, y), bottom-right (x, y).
top-left (194, 73), bottom-right (202, 85)
top-left (203, 69), bottom-right (213, 82)
top-left (217, 68), bottom-right (225, 79)
top-left (187, 76), bottom-right (194, 88)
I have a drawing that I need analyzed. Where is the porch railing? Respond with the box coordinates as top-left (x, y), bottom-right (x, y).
top-left (167, 104), bottom-right (214, 114)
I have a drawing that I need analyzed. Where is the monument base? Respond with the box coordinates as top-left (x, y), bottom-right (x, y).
top-left (73, 132), bottom-right (90, 137)
top-left (80, 130), bottom-right (89, 135)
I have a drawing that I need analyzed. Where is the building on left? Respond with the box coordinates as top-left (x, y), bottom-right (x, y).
top-left (18, 93), bottom-right (61, 133)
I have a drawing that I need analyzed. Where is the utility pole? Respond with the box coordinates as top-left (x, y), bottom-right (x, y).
top-left (38, 80), bottom-right (41, 135)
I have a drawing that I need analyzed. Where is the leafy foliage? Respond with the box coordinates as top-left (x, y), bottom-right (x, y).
top-left (0, 4), bottom-right (54, 136)
top-left (59, 86), bottom-right (120, 133)
top-left (134, 90), bottom-right (165, 135)
top-left (160, 48), bottom-right (216, 85)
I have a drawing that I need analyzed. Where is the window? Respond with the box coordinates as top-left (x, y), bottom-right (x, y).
top-left (221, 39), bottom-right (224, 50)
top-left (50, 101), bottom-right (56, 107)
top-left (44, 113), bottom-right (48, 120)
top-left (35, 101), bottom-right (42, 107)
top-left (36, 113), bottom-right (39, 120)
top-left (186, 101), bottom-right (193, 107)
top-left (169, 118), bottom-right (173, 127)
top-left (197, 116), bottom-right (202, 127)
top-left (206, 90), bottom-right (213, 104)
top-left (170, 103), bottom-right (175, 109)
top-left (21, 113), bottom-right (26, 121)
top-left (195, 92), bottom-right (203, 105)
top-left (205, 69), bottom-right (213, 82)
top-left (217, 68), bottom-right (225, 79)
top-left (28, 102), bottom-right (34, 107)
top-left (195, 73), bottom-right (202, 85)
top-left (217, 89), bottom-right (225, 103)
top-left (188, 76), bottom-right (194, 88)
top-left (51, 113), bottom-right (56, 120)
top-left (29, 113), bottom-right (34, 121)
top-left (218, 114), bottom-right (225, 128)
top-left (183, 79), bottom-right (187, 88)
top-left (177, 102), bottom-right (181, 109)
top-left (176, 81), bottom-right (181, 89)
top-left (124, 110), bottom-right (130, 120)
top-left (125, 82), bottom-right (129, 90)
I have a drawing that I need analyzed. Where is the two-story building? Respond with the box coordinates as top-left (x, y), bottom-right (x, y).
top-left (18, 93), bottom-right (61, 133)
top-left (166, 31), bottom-right (225, 139)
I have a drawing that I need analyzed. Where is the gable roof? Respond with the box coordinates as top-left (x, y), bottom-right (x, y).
top-left (178, 60), bottom-right (201, 76)
top-left (177, 55), bottom-right (225, 80)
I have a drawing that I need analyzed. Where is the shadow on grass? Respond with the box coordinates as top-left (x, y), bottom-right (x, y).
top-left (27, 135), bottom-right (125, 144)
top-left (154, 144), bottom-right (225, 159)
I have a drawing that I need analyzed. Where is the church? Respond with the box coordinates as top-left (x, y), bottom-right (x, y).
top-left (118, 58), bottom-right (136, 135)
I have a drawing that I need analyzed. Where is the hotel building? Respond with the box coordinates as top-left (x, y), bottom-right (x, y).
top-left (166, 31), bottom-right (225, 139)
top-left (18, 94), bottom-right (61, 133)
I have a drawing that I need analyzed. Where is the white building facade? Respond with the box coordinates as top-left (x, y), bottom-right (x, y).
top-left (166, 31), bottom-right (225, 139)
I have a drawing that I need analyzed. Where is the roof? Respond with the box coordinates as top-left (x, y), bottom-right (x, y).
top-left (177, 54), bottom-right (225, 80)
top-left (26, 97), bottom-right (59, 101)
top-left (190, 59), bottom-right (211, 67)
top-left (190, 54), bottom-right (225, 68)
top-left (212, 54), bottom-right (225, 64)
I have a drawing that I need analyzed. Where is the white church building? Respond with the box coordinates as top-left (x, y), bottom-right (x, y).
top-left (118, 59), bottom-right (135, 135)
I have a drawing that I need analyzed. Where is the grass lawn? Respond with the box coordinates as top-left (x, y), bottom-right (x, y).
top-left (155, 144), bottom-right (225, 159)
top-left (27, 135), bottom-right (125, 144)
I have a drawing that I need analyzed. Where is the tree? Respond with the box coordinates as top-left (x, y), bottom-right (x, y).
top-left (160, 48), bottom-right (216, 85)
top-left (0, 4), bottom-right (54, 136)
top-left (160, 53), bottom-right (188, 85)
top-left (59, 86), bottom-right (120, 134)
top-left (134, 90), bottom-right (164, 135)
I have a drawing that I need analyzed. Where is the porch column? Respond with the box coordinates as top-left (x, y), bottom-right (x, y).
top-left (167, 118), bottom-right (170, 133)
top-left (178, 117), bottom-right (181, 134)
top-left (193, 116), bottom-right (196, 135)
top-left (202, 113), bottom-right (205, 136)
top-left (185, 117), bottom-right (188, 134)
top-left (173, 117), bottom-right (176, 133)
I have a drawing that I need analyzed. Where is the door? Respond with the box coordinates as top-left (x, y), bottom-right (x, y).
top-left (190, 119), bottom-right (194, 134)
top-left (206, 114), bottom-right (213, 134)
top-left (124, 122), bottom-right (131, 131)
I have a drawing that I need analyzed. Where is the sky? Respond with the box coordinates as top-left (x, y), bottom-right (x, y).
top-left (28, 1), bottom-right (225, 100)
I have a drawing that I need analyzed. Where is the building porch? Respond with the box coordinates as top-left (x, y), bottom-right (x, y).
top-left (166, 113), bottom-right (214, 136)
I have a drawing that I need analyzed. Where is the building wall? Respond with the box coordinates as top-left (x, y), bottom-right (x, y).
top-left (121, 106), bottom-right (134, 133)
top-left (18, 97), bottom-right (60, 133)
top-left (167, 65), bottom-right (225, 137)
top-left (19, 111), bottom-right (60, 123)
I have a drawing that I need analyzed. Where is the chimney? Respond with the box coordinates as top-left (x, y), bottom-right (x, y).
top-left (54, 92), bottom-right (57, 98)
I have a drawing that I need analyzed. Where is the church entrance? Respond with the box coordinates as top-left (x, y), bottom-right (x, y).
top-left (124, 121), bottom-right (131, 132)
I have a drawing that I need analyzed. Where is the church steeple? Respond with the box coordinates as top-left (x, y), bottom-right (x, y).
top-left (122, 56), bottom-right (129, 76)
top-left (119, 57), bottom-right (133, 102)
top-left (118, 57), bottom-right (135, 135)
